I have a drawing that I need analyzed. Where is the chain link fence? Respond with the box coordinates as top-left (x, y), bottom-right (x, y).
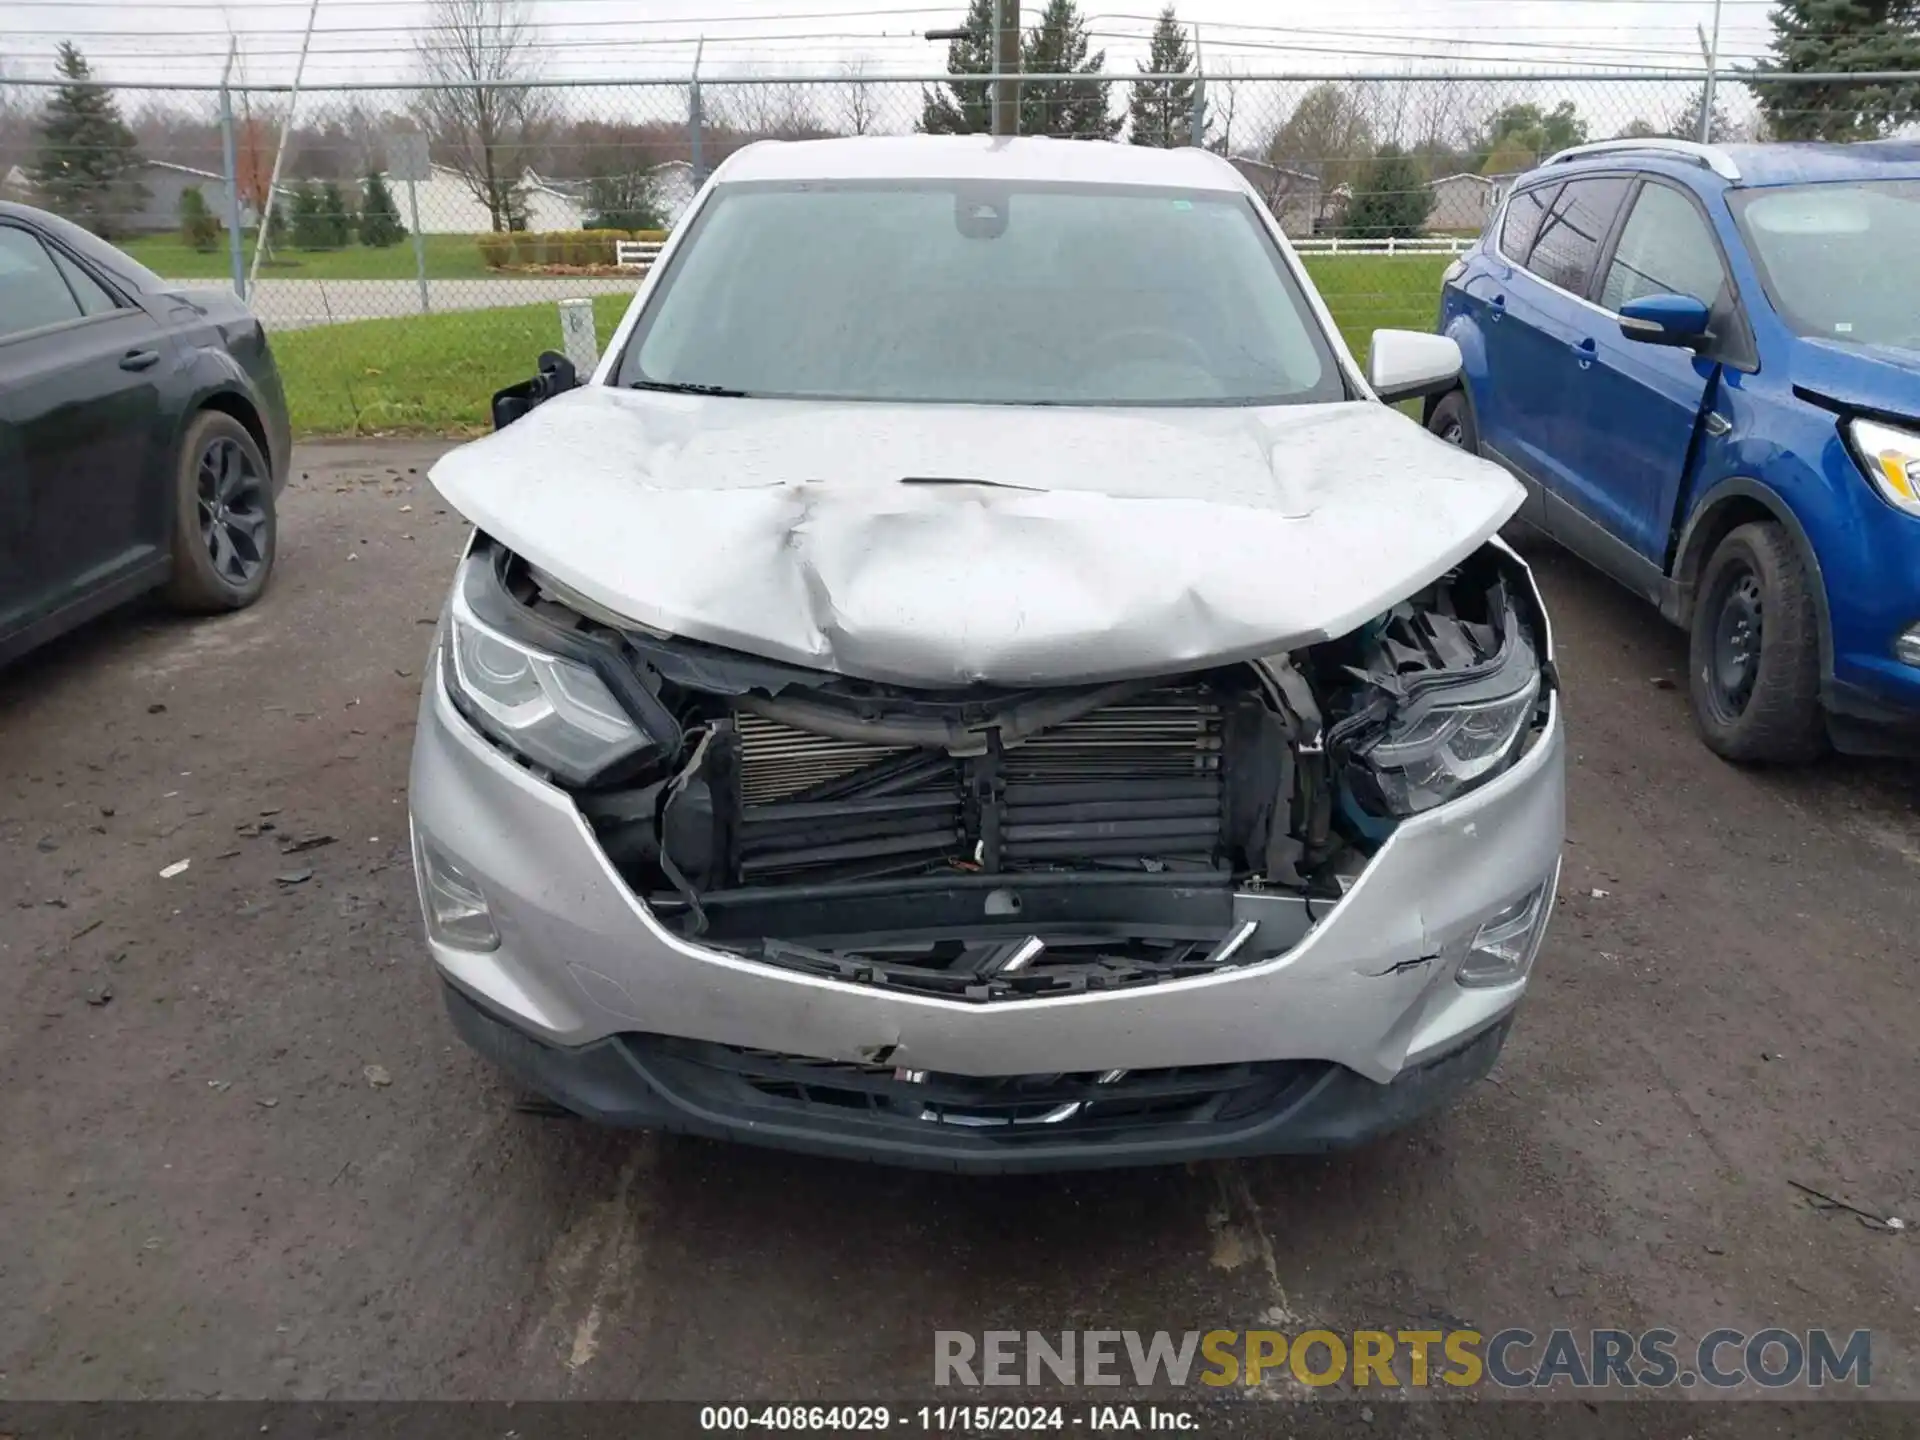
top-left (3, 67), bottom-right (1911, 433)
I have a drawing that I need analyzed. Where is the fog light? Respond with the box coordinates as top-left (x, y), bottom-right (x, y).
top-left (415, 832), bottom-right (499, 952)
top-left (1456, 862), bottom-right (1558, 988)
top-left (1896, 624), bottom-right (1920, 669)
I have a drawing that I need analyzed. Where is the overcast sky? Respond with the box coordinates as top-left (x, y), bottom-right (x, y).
top-left (0, 0), bottom-right (1781, 90)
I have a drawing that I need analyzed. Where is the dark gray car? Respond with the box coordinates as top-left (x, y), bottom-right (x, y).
top-left (0, 201), bottom-right (292, 664)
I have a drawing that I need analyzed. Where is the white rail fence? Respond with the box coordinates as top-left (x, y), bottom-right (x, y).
top-left (613, 240), bottom-right (667, 270)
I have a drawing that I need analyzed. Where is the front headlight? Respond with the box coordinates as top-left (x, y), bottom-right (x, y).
top-left (1365, 667), bottom-right (1542, 815)
top-left (443, 566), bottom-right (651, 785)
top-left (1848, 417), bottom-right (1920, 518)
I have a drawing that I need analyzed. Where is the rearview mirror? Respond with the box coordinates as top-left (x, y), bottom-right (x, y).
top-left (1618, 293), bottom-right (1712, 348)
top-left (1368, 330), bottom-right (1463, 405)
top-left (490, 351), bottom-right (581, 431)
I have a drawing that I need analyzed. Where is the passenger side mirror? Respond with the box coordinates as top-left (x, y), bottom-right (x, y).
top-left (490, 351), bottom-right (581, 431)
top-left (1618, 293), bottom-right (1712, 348)
top-left (1368, 330), bottom-right (1463, 405)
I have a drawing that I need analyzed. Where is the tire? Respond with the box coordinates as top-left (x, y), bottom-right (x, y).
top-left (1427, 389), bottom-right (1478, 452)
top-left (1688, 521), bottom-right (1827, 764)
top-left (163, 410), bottom-right (277, 614)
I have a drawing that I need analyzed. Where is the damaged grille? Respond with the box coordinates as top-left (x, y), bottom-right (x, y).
top-left (735, 689), bottom-right (1227, 883)
top-left (631, 1036), bottom-right (1327, 1144)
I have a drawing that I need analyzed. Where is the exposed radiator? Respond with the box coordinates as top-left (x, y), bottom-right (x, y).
top-left (732, 690), bottom-right (1227, 883)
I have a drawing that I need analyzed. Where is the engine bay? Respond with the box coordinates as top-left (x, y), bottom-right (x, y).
top-left (452, 539), bottom-right (1552, 1000)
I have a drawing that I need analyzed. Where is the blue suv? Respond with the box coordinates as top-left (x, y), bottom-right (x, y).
top-left (1431, 137), bottom-right (1920, 761)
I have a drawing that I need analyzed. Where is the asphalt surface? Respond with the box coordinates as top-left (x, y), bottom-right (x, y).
top-left (176, 277), bottom-right (640, 330)
top-left (3, 441), bottom-right (1918, 1428)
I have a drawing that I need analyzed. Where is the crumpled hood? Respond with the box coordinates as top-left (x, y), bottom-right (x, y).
top-left (430, 386), bottom-right (1524, 686)
top-left (1796, 338), bottom-right (1920, 424)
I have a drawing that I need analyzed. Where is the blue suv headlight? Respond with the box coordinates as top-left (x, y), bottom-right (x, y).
top-left (1848, 417), bottom-right (1920, 518)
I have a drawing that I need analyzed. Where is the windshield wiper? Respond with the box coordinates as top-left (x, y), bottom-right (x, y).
top-left (630, 379), bottom-right (750, 397)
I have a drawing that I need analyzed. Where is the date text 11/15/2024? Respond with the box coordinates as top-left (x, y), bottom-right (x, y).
top-left (699, 1406), bottom-right (1195, 1432)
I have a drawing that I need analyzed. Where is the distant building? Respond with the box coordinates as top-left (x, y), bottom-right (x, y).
top-left (1224, 155), bottom-right (1323, 237)
top-left (377, 163), bottom-right (585, 234)
top-left (1426, 173), bottom-right (1513, 235)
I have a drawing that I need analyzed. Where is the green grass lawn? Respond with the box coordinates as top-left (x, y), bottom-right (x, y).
top-left (125, 231), bottom-right (495, 281)
top-left (274, 253), bottom-right (1453, 438)
top-left (273, 294), bottom-right (632, 436)
top-left (1300, 253), bottom-right (1451, 359)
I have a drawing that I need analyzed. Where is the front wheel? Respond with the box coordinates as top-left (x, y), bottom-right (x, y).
top-left (1426, 389), bottom-right (1477, 452)
top-left (163, 410), bottom-right (277, 613)
top-left (1688, 521), bottom-right (1826, 764)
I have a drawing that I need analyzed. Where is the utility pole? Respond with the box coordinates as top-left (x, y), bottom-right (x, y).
top-left (992, 0), bottom-right (1019, 137)
top-left (1696, 0), bottom-right (1723, 143)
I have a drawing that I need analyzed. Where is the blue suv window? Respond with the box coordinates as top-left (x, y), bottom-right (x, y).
top-left (1600, 182), bottom-right (1728, 313)
top-left (1732, 179), bottom-right (1920, 347)
top-left (1498, 183), bottom-right (1558, 262)
top-left (1525, 176), bottom-right (1631, 295)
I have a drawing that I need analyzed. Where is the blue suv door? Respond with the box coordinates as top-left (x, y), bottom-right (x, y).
top-left (1557, 178), bottom-right (1750, 570)
top-left (1475, 176), bottom-right (1633, 489)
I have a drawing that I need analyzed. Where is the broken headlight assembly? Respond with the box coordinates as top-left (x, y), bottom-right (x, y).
top-left (442, 551), bottom-right (664, 785)
top-left (1328, 558), bottom-right (1548, 819)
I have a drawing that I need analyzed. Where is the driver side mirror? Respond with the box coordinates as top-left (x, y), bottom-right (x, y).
top-left (1368, 330), bottom-right (1463, 405)
top-left (1618, 293), bottom-right (1712, 348)
top-left (490, 350), bottom-right (580, 431)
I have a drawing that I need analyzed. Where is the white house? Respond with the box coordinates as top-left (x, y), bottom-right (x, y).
top-left (1426, 173), bottom-right (1510, 234)
top-left (380, 163), bottom-right (584, 234)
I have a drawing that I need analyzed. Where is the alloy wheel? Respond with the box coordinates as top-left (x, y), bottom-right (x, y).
top-left (195, 436), bottom-right (269, 587)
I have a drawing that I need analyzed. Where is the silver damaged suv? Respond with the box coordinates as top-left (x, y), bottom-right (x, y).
top-left (407, 135), bottom-right (1565, 1172)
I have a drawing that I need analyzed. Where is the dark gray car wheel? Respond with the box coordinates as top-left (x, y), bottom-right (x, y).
top-left (164, 410), bottom-right (277, 613)
top-left (1688, 521), bottom-right (1826, 764)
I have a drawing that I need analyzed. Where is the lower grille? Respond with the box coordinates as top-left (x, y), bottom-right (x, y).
top-left (733, 689), bottom-right (1227, 883)
top-left (635, 1036), bottom-right (1326, 1144)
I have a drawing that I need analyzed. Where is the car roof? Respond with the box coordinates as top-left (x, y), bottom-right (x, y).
top-left (712, 133), bottom-right (1247, 191)
top-left (1531, 140), bottom-right (1920, 192)
top-left (0, 199), bottom-right (165, 291)
top-left (1719, 140), bottom-right (1920, 187)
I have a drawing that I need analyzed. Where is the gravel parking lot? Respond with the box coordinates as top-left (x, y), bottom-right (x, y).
top-left (3, 442), bottom-right (1918, 1426)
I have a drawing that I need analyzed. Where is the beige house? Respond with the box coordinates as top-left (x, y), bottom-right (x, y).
top-left (1224, 156), bottom-right (1327, 238)
top-left (1426, 173), bottom-right (1511, 235)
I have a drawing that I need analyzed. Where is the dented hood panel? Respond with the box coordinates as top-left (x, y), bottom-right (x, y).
top-left (429, 386), bottom-right (1525, 686)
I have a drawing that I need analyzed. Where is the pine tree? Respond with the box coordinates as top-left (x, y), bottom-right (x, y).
top-left (1128, 6), bottom-right (1200, 147)
top-left (177, 186), bottom-right (220, 252)
top-left (1343, 146), bottom-right (1434, 240)
top-left (359, 169), bottom-right (406, 247)
top-left (28, 43), bottom-right (147, 238)
top-left (1022, 0), bottom-right (1121, 139)
top-left (1755, 0), bottom-right (1920, 140)
top-left (289, 180), bottom-right (329, 250)
top-left (319, 179), bottom-right (354, 248)
top-left (919, 0), bottom-right (996, 135)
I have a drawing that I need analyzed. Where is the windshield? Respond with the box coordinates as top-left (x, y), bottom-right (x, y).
top-left (618, 179), bottom-right (1345, 406)
top-left (1733, 179), bottom-right (1920, 348)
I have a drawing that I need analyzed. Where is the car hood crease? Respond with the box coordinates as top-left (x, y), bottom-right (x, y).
top-left (430, 386), bottom-right (1525, 687)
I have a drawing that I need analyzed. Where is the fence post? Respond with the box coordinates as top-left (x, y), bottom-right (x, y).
top-left (689, 37), bottom-right (706, 186)
top-left (218, 82), bottom-right (246, 302)
top-left (558, 298), bottom-right (598, 374)
top-left (1189, 27), bottom-right (1206, 147)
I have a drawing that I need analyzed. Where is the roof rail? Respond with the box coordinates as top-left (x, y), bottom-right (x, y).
top-left (1544, 137), bottom-right (1740, 182)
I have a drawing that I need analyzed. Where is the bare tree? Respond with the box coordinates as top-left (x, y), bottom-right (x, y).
top-left (712, 82), bottom-right (831, 141)
top-left (413, 0), bottom-right (549, 232)
top-left (841, 56), bottom-right (877, 137)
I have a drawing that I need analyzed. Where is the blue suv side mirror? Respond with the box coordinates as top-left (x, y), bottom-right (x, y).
top-left (1618, 293), bottom-right (1712, 348)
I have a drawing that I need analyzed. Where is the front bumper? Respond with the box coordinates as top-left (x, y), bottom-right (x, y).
top-left (409, 664), bottom-right (1564, 1092)
top-left (444, 979), bottom-right (1514, 1173)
